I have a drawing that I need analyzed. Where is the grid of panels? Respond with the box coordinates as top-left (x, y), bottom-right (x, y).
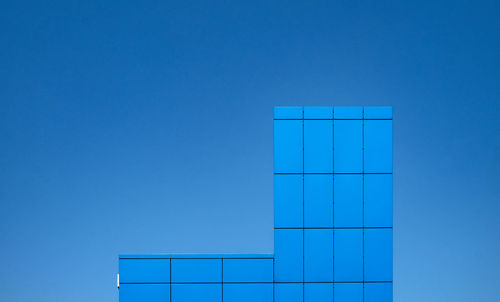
top-left (273, 106), bottom-right (393, 302)
top-left (119, 256), bottom-right (275, 302)
top-left (118, 106), bottom-right (393, 302)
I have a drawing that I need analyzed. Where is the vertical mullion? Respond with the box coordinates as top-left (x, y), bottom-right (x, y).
top-left (362, 108), bottom-right (365, 302)
top-left (302, 108), bottom-right (305, 300)
top-left (332, 109), bottom-right (335, 302)
top-left (273, 257), bottom-right (275, 302)
top-left (169, 258), bottom-right (172, 302)
top-left (221, 258), bottom-right (224, 302)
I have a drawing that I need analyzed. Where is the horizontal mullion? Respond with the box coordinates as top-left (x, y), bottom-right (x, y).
top-left (120, 281), bottom-right (393, 285)
top-left (275, 227), bottom-right (392, 230)
top-left (274, 172), bottom-right (392, 175)
top-left (120, 257), bottom-right (274, 260)
top-left (120, 282), bottom-right (274, 285)
top-left (274, 118), bottom-right (392, 121)
top-left (274, 281), bottom-right (393, 284)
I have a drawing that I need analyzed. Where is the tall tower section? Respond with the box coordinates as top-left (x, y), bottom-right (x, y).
top-left (273, 106), bottom-right (393, 302)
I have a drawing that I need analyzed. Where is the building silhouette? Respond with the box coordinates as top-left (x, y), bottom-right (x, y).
top-left (118, 106), bottom-right (393, 302)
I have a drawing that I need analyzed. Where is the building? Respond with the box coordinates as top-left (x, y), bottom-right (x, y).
top-left (118, 106), bottom-right (393, 302)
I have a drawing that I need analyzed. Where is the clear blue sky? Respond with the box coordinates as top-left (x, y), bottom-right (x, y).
top-left (1, 1), bottom-right (499, 301)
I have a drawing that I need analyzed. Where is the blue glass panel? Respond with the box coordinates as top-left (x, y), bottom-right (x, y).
top-left (304, 283), bottom-right (333, 302)
top-left (275, 284), bottom-right (303, 302)
top-left (304, 120), bottom-right (333, 173)
top-left (334, 229), bottom-right (363, 282)
top-left (274, 229), bottom-right (303, 282)
top-left (364, 120), bottom-right (392, 173)
top-left (274, 174), bottom-right (303, 228)
top-left (364, 229), bottom-right (393, 282)
top-left (364, 106), bottom-right (392, 119)
top-left (222, 259), bottom-right (273, 282)
top-left (304, 106), bottom-right (333, 119)
top-left (364, 283), bottom-right (393, 302)
top-left (224, 284), bottom-right (273, 302)
top-left (334, 120), bottom-right (362, 173)
top-left (171, 259), bottom-right (221, 282)
top-left (364, 174), bottom-right (393, 227)
top-left (120, 284), bottom-right (170, 302)
top-left (304, 229), bottom-right (333, 282)
top-left (119, 259), bottom-right (170, 283)
top-left (274, 107), bottom-right (303, 119)
top-left (334, 174), bottom-right (363, 227)
top-left (304, 174), bottom-right (333, 228)
top-left (171, 284), bottom-right (221, 302)
top-left (274, 120), bottom-right (303, 173)
top-left (334, 106), bottom-right (363, 119)
top-left (334, 283), bottom-right (363, 302)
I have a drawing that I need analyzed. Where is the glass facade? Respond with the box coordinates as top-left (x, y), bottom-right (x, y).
top-left (118, 106), bottom-right (393, 302)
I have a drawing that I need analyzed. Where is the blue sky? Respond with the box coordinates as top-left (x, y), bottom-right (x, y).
top-left (1, 1), bottom-right (499, 301)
